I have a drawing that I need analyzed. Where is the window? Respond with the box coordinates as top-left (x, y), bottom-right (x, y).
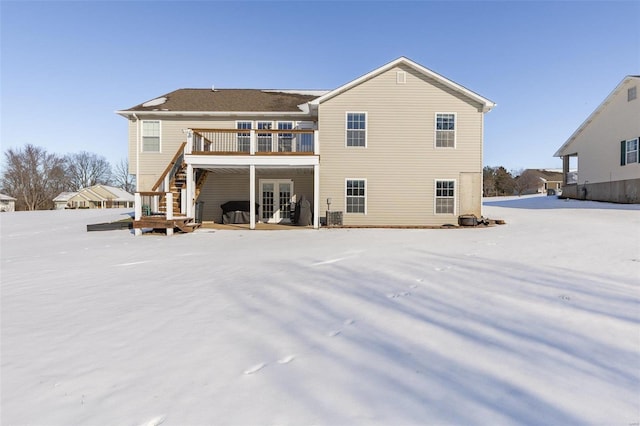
top-left (435, 180), bottom-right (455, 214)
top-left (142, 120), bottom-right (160, 152)
top-left (435, 113), bottom-right (456, 148)
top-left (278, 122), bottom-right (293, 152)
top-left (236, 121), bottom-right (252, 152)
top-left (346, 113), bottom-right (366, 147)
top-left (628, 86), bottom-right (637, 102)
top-left (346, 179), bottom-right (366, 213)
top-left (622, 138), bottom-right (639, 165)
top-left (257, 122), bottom-right (273, 152)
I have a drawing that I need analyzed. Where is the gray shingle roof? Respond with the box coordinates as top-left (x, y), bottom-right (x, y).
top-left (124, 89), bottom-right (321, 113)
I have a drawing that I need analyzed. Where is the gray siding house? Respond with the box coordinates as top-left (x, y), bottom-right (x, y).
top-left (117, 57), bottom-right (495, 232)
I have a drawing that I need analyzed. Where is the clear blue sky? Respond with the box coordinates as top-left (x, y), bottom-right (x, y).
top-left (2, 1), bottom-right (638, 173)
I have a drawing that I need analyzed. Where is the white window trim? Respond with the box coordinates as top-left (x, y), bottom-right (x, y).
top-left (434, 179), bottom-right (456, 215)
top-left (256, 121), bottom-right (274, 152)
top-left (345, 178), bottom-right (367, 214)
top-left (141, 120), bottom-right (161, 153)
top-left (345, 112), bottom-right (367, 148)
top-left (434, 112), bottom-right (457, 149)
top-left (626, 138), bottom-right (639, 164)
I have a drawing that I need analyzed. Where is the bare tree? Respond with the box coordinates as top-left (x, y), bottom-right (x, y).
top-left (513, 169), bottom-right (543, 195)
top-left (112, 158), bottom-right (136, 193)
top-left (1, 144), bottom-right (68, 210)
top-left (66, 151), bottom-right (112, 191)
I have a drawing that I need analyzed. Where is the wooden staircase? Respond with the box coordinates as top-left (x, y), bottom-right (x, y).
top-left (158, 164), bottom-right (208, 218)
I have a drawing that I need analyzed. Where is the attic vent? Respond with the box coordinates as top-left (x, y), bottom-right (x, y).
top-left (628, 86), bottom-right (637, 101)
top-left (396, 71), bottom-right (406, 84)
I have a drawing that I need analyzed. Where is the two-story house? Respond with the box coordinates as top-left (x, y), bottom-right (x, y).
top-left (117, 57), bottom-right (495, 234)
top-left (555, 75), bottom-right (640, 203)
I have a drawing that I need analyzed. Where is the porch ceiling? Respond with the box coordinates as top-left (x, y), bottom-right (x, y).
top-left (201, 166), bottom-right (314, 175)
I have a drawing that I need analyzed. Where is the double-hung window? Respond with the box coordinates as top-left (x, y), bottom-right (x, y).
top-left (236, 121), bottom-right (252, 152)
top-left (435, 113), bottom-right (455, 148)
top-left (435, 180), bottom-right (455, 214)
top-left (257, 122), bottom-right (273, 152)
top-left (142, 120), bottom-right (161, 152)
top-left (278, 122), bottom-right (293, 152)
top-left (622, 138), bottom-right (639, 165)
top-left (346, 113), bottom-right (366, 147)
top-left (346, 179), bottom-right (366, 213)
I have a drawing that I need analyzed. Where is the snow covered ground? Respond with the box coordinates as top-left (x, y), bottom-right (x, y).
top-left (1, 196), bottom-right (639, 425)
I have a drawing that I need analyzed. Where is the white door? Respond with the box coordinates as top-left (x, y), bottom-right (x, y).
top-left (260, 180), bottom-right (293, 223)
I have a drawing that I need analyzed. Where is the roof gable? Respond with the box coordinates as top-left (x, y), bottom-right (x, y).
top-left (555, 75), bottom-right (640, 157)
top-left (310, 57), bottom-right (496, 112)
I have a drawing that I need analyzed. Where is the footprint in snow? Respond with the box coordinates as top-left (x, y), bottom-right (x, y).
top-left (559, 295), bottom-right (571, 301)
top-left (137, 415), bottom-right (166, 426)
top-left (387, 292), bottom-right (411, 298)
top-left (278, 355), bottom-right (295, 364)
top-left (244, 363), bottom-right (266, 375)
top-left (328, 330), bottom-right (341, 337)
top-left (343, 319), bottom-right (355, 326)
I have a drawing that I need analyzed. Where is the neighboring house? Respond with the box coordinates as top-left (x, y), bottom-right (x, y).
top-left (117, 57), bottom-right (495, 231)
top-left (57, 185), bottom-right (134, 209)
top-left (555, 75), bottom-right (640, 203)
top-left (0, 193), bottom-right (17, 212)
top-left (516, 169), bottom-right (564, 195)
top-left (53, 192), bottom-right (78, 210)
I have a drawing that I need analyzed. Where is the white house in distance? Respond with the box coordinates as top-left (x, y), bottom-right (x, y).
top-left (0, 193), bottom-right (17, 212)
top-left (53, 185), bottom-right (134, 209)
top-left (555, 75), bottom-right (640, 203)
top-left (116, 57), bottom-right (496, 234)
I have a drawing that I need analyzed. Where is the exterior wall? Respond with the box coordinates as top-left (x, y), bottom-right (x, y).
top-left (128, 116), bottom-right (314, 192)
top-left (197, 169), bottom-right (314, 222)
top-left (318, 64), bottom-right (485, 226)
top-left (0, 200), bottom-right (16, 212)
top-left (561, 78), bottom-right (640, 186)
top-left (561, 178), bottom-right (640, 203)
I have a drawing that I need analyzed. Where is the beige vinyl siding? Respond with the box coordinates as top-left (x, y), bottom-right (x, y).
top-left (318, 64), bottom-right (484, 226)
top-left (197, 169), bottom-right (314, 222)
top-left (560, 78), bottom-right (640, 185)
top-left (128, 115), bottom-right (310, 191)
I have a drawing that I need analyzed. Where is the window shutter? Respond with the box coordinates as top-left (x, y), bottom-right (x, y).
top-left (621, 140), bottom-right (627, 165)
top-left (638, 137), bottom-right (640, 163)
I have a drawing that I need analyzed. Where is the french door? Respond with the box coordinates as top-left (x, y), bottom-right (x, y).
top-left (260, 179), bottom-right (293, 223)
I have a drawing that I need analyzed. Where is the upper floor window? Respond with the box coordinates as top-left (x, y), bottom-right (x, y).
top-left (622, 138), bottom-right (639, 165)
top-left (346, 179), bottom-right (366, 213)
top-left (346, 112), bottom-right (367, 147)
top-left (435, 180), bottom-right (455, 214)
top-left (628, 86), bottom-right (637, 102)
top-left (236, 121), bottom-right (252, 152)
top-left (257, 121), bottom-right (273, 152)
top-left (142, 120), bottom-right (160, 152)
top-left (278, 122), bottom-right (293, 152)
top-left (435, 113), bottom-right (455, 148)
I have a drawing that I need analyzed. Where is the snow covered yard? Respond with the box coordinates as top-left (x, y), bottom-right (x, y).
top-left (1, 196), bottom-right (639, 426)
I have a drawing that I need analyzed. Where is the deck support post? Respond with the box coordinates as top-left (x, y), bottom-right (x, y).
top-left (249, 165), bottom-right (256, 230)
top-left (186, 164), bottom-right (194, 219)
top-left (166, 192), bottom-right (174, 236)
top-left (134, 193), bottom-right (142, 236)
top-left (313, 164), bottom-right (319, 229)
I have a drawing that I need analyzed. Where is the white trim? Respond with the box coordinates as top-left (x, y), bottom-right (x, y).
top-left (345, 112), bottom-right (367, 148)
top-left (434, 179), bottom-right (456, 216)
top-left (310, 57), bottom-right (495, 111)
top-left (434, 112), bottom-right (457, 149)
top-left (345, 178), bottom-right (367, 214)
top-left (258, 178), bottom-right (294, 223)
top-left (141, 119), bottom-right (162, 153)
top-left (116, 110), bottom-right (313, 118)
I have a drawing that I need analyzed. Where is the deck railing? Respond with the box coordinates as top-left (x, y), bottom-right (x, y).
top-left (190, 128), bottom-right (315, 154)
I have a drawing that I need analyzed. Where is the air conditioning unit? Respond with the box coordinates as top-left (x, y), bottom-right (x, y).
top-left (326, 211), bottom-right (343, 226)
